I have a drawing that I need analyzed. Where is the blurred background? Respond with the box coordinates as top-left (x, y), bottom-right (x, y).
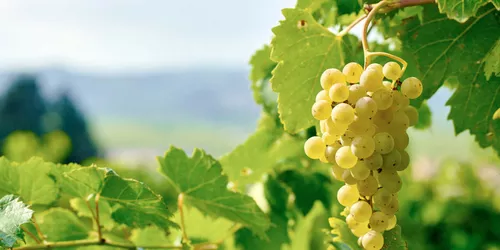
top-left (0, 1), bottom-right (499, 249)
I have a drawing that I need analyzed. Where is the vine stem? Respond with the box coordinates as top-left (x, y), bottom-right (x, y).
top-left (337, 14), bottom-right (367, 37)
top-left (362, 0), bottom-right (388, 68)
top-left (30, 216), bottom-right (46, 243)
top-left (13, 239), bottom-right (183, 250)
top-left (21, 226), bottom-right (41, 245)
top-left (94, 194), bottom-right (103, 241)
top-left (178, 193), bottom-right (189, 243)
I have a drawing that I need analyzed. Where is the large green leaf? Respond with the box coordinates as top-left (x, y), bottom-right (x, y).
top-left (69, 198), bottom-right (115, 230)
top-left (296, 0), bottom-right (329, 12)
top-left (484, 40), bottom-right (500, 80)
top-left (158, 147), bottom-right (270, 238)
top-left (270, 8), bottom-right (360, 133)
top-left (130, 226), bottom-right (172, 249)
top-left (0, 157), bottom-right (58, 205)
top-left (283, 201), bottom-right (329, 250)
top-left (435, 0), bottom-right (500, 22)
top-left (0, 195), bottom-right (33, 247)
top-left (382, 225), bottom-right (407, 250)
top-left (37, 208), bottom-right (89, 242)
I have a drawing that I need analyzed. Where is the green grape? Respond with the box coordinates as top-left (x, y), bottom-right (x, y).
top-left (379, 195), bottom-right (399, 216)
top-left (378, 170), bottom-right (402, 193)
top-left (343, 62), bottom-right (364, 83)
top-left (322, 132), bottom-right (338, 145)
top-left (392, 91), bottom-right (409, 109)
top-left (343, 169), bottom-right (358, 185)
top-left (351, 224), bottom-right (370, 237)
top-left (386, 215), bottom-right (397, 230)
top-left (347, 84), bottom-right (367, 105)
top-left (341, 130), bottom-right (356, 146)
top-left (396, 150), bottom-right (409, 171)
top-left (371, 88), bottom-right (393, 110)
top-left (349, 116), bottom-right (372, 135)
top-left (360, 68), bottom-right (384, 92)
top-left (350, 161), bottom-right (371, 180)
top-left (350, 201), bottom-right (372, 222)
top-left (337, 184), bottom-right (359, 207)
top-left (357, 175), bottom-right (378, 196)
top-left (373, 132), bottom-right (395, 154)
top-left (319, 153), bottom-right (328, 163)
top-left (320, 68), bottom-right (346, 90)
top-left (369, 211), bottom-right (389, 232)
top-left (316, 89), bottom-right (332, 103)
top-left (372, 109), bottom-right (394, 127)
top-left (312, 100), bottom-right (333, 120)
top-left (351, 136), bottom-right (375, 159)
top-left (404, 106), bottom-right (419, 126)
top-left (401, 77), bottom-right (423, 99)
top-left (304, 136), bottom-right (326, 159)
top-left (325, 145), bottom-right (341, 163)
top-left (389, 110), bottom-right (410, 131)
top-left (362, 230), bottom-right (384, 250)
top-left (373, 187), bottom-right (392, 207)
top-left (331, 103), bottom-right (355, 125)
top-left (329, 83), bottom-right (349, 102)
top-left (364, 153), bottom-right (383, 170)
top-left (366, 63), bottom-right (383, 76)
top-left (382, 62), bottom-right (401, 80)
top-left (391, 130), bottom-right (409, 150)
top-left (360, 124), bottom-right (376, 137)
top-left (331, 164), bottom-right (345, 181)
top-left (346, 214), bottom-right (367, 229)
top-left (382, 149), bottom-right (402, 171)
top-left (355, 97), bottom-right (378, 118)
top-left (336, 146), bottom-right (358, 169)
top-left (325, 118), bottom-right (348, 135)
top-left (383, 80), bottom-right (392, 90)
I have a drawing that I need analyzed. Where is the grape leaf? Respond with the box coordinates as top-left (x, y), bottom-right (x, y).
top-left (235, 213), bottom-right (289, 250)
top-left (37, 208), bottom-right (89, 242)
top-left (401, 5), bottom-right (500, 107)
top-left (250, 45), bottom-right (278, 113)
top-left (130, 225), bottom-right (172, 249)
top-left (282, 201), bottom-right (329, 250)
top-left (382, 225), bottom-right (407, 250)
top-left (264, 175), bottom-right (290, 213)
top-left (296, 0), bottom-right (328, 11)
top-left (328, 217), bottom-right (361, 250)
top-left (484, 40), bottom-right (500, 80)
top-left (0, 157), bottom-right (58, 205)
top-left (69, 198), bottom-right (115, 230)
top-left (270, 8), bottom-right (360, 133)
top-left (60, 167), bottom-right (108, 199)
top-left (337, 0), bottom-right (362, 15)
top-left (435, 0), bottom-right (500, 23)
top-left (157, 146), bottom-right (270, 238)
top-left (0, 195), bottom-right (33, 247)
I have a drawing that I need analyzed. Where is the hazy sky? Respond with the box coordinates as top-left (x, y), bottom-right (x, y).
top-left (0, 0), bottom-right (296, 72)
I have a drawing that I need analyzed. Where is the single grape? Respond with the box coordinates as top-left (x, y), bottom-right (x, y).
top-left (372, 109), bottom-right (394, 127)
top-left (329, 83), bottom-right (349, 102)
top-left (391, 130), bottom-right (409, 150)
top-left (331, 103), bottom-right (355, 125)
top-left (351, 224), bottom-right (370, 237)
top-left (343, 62), bottom-right (364, 83)
top-left (371, 88), bottom-right (393, 110)
top-left (392, 90), bottom-right (409, 109)
top-left (389, 110), bottom-right (410, 131)
top-left (320, 68), bottom-right (345, 90)
top-left (383, 80), bottom-right (392, 90)
top-left (350, 161), bottom-right (371, 180)
top-left (369, 212), bottom-right (389, 232)
top-left (396, 150), bottom-right (409, 171)
top-left (343, 170), bottom-right (358, 185)
top-left (373, 132), bottom-right (395, 154)
top-left (347, 84), bottom-right (367, 105)
top-left (320, 120), bottom-right (328, 134)
top-left (331, 164), bottom-right (345, 181)
top-left (322, 132), bottom-right (338, 145)
top-left (386, 215), bottom-right (397, 230)
top-left (325, 145), bottom-right (341, 163)
top-left (364, 152), bottom-right (383, 170)
top-left (360, 124), bottom-right (377, 137)
top-left (378, 170), bottom-right (402, 193)
top-left (362, 230), bottom-right (384, 250)
top-left (350, 201), bottom-right (372, 222)
top-left (336, 146), bottom-right (358, 169)
top-left (341, 130), bottom-right (356, 146)
top-left (358, 236), bottom-right (364, 247)
top-left (382, 149), bottom-right (402, 171)
top-left (401, 77), bottom-right (423, 99)
top-left (312, 100), bottom-right (333, 120)
top-left (380, 195), bottom-right (399, 216)
top-left (355, 97), bottom-right (378, 118)
top-left (373, 187), bottom-right (392, 207)
top-left (360, 69), bottom-right (384, 92)
top-left (349, 116), bottom-right (372, 135)
top-left (351, 136), bottom-right (375, 158)
top-left (316, 89), bottom-right (332, 103)
top-left (324, 118), bottom-right (348, 135)
top-left (366, 63), bottom-right (383, 74)
top-left (357, 175), bottom-right (378, 196)
top-left (304, 136), bottom-right (326, 159)
top-left (346, 214), bottom-right (367, 229)
top-left (382, 62), bottom-right (402, 80)
top-left (404, 106), bottom-right (419, 126)
top-left (319, 153), bottom-right (328, 163)
top-left (337, 184), bottom-right (360, 207)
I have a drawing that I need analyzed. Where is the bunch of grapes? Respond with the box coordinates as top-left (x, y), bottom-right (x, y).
top-left (304, 61), bottom-right (422, 249)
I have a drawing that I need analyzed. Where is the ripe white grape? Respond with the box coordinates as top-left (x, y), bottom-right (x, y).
top-left (373, 132), bottom-right (395, 154)
top-left (392, 91), bottom-right (409, 109)
top-left (382, 62), bottom-right (402, 80)
top-left (346, 214), bottom-right (367, 229)
top-left (320, 120), bottom-right (327, 134)
top-left (304, 136), bottom-right (326, 159)
top-left (391, 130), bottom-right (409, 150)
top-left (325, 145), bottom-right (340, 163)
top-left (341, 130), bottom-right (356, 146)
top-left (383, 80), bottom-right (392, 90)
top-left (372, 109), bottom-right (393, 128)
top-left (366, 63), bottom-right (383, 75)
top-left (378, 170), bottom-right (402, 193)
top-left (312, 100), bottom-right (333, 120)
top-left (319, 154), bottom-right (328, 163)
top-left (386, 215), bottom-right (397, 230)
top-left (404, 106), bottom-right (419, 126)
top-left (324, 118), bottom-right (348, 135)
top-left (382, 149), bottom-right (402, 171)
top-left (401, 77), bottom-right (423, 99)
top-left (321, 68), bottom-right (346, 90)
top-left (369, 211), bottom-right (389, 232)
top-left (371, 88), bottom-right (393, 110)
top-left (331, 164), bottom-right (345, 181)
top-left (350, 161), bottom-right (371, 180)
top-left (360, 124), bottom-right (377, 137)
top-left (362, 230), bottom-right (384, 250)
top-left (336, 146), bottom-right (358, 169)
top-left (347, 84), bottom-right (367, 105)
top-left (351, 136), bottom-right (375, 158)
top-left (315, 89), bottom-right (332, 103)
top-left (355, 97), bottom-right (378, 118)
top-left (343, 62), bottom-right (364, 83)
top-left (322, 132), bottom-right (338, 145)
top-left (389, 110), bottom-right (410, 131)
top-left (349, 116), bottom-right (372, 135)
top-left (343, 170), bottom-right (358, 185)
top-left (364, 153), bottom-right (383, 170)
top-left (396, 150), bottom-right (409, 171)
top-left (360, 68), bottom-right (384, 92)
top-left (329, 83), bottom-right (349, 102)
top-left (337, 184), bottom-right (360, 207)
top-left (373, 187), bottom-right (392, 207)
top-left (350, 201), bottom-right (372, 222)
top-left (351, 224), bottom-right (370, 237)
top-left (380, 195), bottom-right (399, 215)
top-left (357, 175), bottom-right (378, 196)
top-left (331, 103), bottom-right (355, 125)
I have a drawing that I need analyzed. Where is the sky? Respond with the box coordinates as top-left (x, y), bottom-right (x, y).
top-left (0, 0), bottom-right (296, 72)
